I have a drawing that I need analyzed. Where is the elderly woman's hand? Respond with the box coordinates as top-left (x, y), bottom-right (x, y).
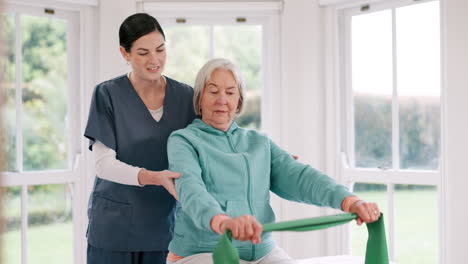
top-left (218, 215), bottom-right (263, 244)
top-left (349, 200), bottom-right (381, 225)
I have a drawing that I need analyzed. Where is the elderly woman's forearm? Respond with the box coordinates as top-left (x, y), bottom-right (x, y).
top-left (176, 180), bottom-right (225, 231)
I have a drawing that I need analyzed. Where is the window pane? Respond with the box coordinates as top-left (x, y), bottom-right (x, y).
top-left (1, 186), bottom-right (22, 264)
top-left (394, 185), bottom-right (437, 264)
top-left (352, 10), bottom-right (393, 168)
top-left (396, 2), bottom-right (440, 170)
top-left (214, 25), bottom-right (262, 129)
top-left (1, 13), bottom-right (17, 172)
top-left (21, 15), bottom-right (69, 171)
top-left (351, 183), bottom-right (388, 257)
top-left (27, 184), bottom-right (73, 264)
top-left (164, 26), bottom-right (210, 86)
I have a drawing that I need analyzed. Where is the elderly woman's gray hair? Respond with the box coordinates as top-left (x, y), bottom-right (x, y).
top-left (193, 58), bottom-right (246, 116)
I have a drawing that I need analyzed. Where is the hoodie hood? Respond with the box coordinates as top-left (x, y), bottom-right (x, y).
top-left (190, 118), bottom-right (239, 135)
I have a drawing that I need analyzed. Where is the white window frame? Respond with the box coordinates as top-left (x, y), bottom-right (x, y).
top-left (323, 0), bottom-right (442, 262)
top-left (341, 0), bottom-right (440, 185)
top-left (2, 3), bottom-right (81, 181)
top-left (1, 1), bottom-right (97, 263)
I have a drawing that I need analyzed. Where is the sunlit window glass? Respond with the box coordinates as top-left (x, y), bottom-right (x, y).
top-left (27, 184), bottom-right (73, 264)
top-left (396, 2), bottom-right (440, 170)
top-left (394, 185), bottom-right (438, 264)
top-left (164, 26), bottom-right (210, 86)
top-left (162, 22), bottom-right (263, 130)
top-left (21, 15), bottom-right (69, 171)
top-left (1, 12), bottom-right (17, 172)
top-left (352, 10), bottom-right (393, 168)
top-left (214, 25), bottom-right (262, 130)
top-left (1, 186), bottom-right (21, 264)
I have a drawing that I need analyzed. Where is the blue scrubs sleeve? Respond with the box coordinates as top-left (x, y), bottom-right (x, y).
top-left (84, 84), bottom-right (117, 151)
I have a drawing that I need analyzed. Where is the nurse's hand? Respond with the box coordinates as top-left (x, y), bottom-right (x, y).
top-left (138, 169), bottom-right (181, 200)
top-left (219, 215), bottom-right (263, 244)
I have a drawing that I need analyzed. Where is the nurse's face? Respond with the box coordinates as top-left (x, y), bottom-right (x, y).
top-left (200, 69), bottom-right (240, 132)
top-left (120, 31), bottom-right (166, 82)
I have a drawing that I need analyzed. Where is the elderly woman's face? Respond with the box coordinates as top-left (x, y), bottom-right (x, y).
top-left (200, 69), bottom-right (240, 131)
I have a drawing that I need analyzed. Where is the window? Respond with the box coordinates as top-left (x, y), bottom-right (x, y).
top-left (160, 20), bottom-right (263, 130)
top-left (1, 4), bottom-right (81, 264)
top-left (144, 2), bottom-right (281, 132)
top-left (339, 1), bottom-right (440, 263)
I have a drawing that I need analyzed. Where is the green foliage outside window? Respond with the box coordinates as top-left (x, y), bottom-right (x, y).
top-left (354, 93), bottom-right (440, 170)
top-left (164, 25), bottom-right (262, 130)
top-left (1, 14), bottom-right (70, 230)
top-left (2, 14), bottom-right (69, 172)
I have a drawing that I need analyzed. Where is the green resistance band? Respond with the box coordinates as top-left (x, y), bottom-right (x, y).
top-left (212, 213), bottom-right (389, 264)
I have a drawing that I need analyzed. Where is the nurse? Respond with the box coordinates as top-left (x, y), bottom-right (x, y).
top-left (84, 13), bottom-right (196, 264)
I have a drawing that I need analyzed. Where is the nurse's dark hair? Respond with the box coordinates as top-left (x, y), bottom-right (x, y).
top-left (119, 13), bottom-right (165, 52)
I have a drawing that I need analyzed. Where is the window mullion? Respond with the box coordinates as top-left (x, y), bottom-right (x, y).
top-left (21, 185), bottom-right (28, 264)
top-left (209, 24), bottom-right (215, 59)
top-left (390, 8), bottom-right (398, 261)
top-left (345, 12), bottom-right (355, 167)
top-left (387, 183), bottom-right (396, 261)
top-left (15, 13), bottom-right (23, 173)
top-left (17, 15), bottom-right (28, 264)
top-left (342, 168), bottom-right (439, 185)
top-left (67, 21), bottom-right (73, 170)
top-left (391, 7), bottom-right (400, 171)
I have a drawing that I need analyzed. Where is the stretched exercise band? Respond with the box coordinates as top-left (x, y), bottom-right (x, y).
top-left (212, 213), bottom-right (389, 264)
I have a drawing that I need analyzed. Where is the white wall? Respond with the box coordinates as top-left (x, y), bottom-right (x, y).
top-left (442, 0), bottom-right (468, 262)
top-left (98, 0), bottom-right (136, 82)
top-left (279, 0), bottom-right (332, 259)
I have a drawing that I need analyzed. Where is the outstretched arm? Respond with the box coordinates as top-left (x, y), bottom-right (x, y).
top-left (269, 139), bottom-right (353, 209)
top-left (269, 139), bottom-right (381, 223)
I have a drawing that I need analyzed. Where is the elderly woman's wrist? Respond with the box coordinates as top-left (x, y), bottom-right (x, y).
top-left (210, 214), bottom-right (231, 234)
top-left (341, 196), bottom-right (362, 212)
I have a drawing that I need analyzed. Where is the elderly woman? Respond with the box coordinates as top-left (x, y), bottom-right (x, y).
top-left (166, 58), bottom-right (380, 264)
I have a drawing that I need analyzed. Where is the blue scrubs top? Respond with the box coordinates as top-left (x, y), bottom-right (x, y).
top-left (84, 75), bottom-right (196, 251)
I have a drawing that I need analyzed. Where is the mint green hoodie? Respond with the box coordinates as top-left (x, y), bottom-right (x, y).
top-left (167, 119), bottom-right (353, 261)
